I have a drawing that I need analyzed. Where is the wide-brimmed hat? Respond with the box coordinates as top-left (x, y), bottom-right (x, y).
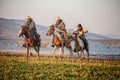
top-left (56, 17), bottom-right (61, 21)
top-left (26, 16), bottom-right (31, 21)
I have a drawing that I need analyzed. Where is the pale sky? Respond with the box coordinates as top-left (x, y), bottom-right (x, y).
top-left (0, 0), bottom-right (120, 34)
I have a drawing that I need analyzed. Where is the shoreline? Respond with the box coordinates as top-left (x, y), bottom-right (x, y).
top-left (0, 49), bottom-right (120, 60)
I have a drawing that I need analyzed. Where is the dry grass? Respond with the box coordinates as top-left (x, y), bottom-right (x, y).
top-left (0, 51), bottom-right (120, 80)
top-left (41, 40), bottom-right (49, 47)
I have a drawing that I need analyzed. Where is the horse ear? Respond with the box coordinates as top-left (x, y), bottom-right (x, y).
top-left (51, 24), bottom-right (54, 26)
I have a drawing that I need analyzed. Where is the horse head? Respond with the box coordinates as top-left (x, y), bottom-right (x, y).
top-left (46, 25), bottom-right (55, 36)
top-left (18, 25), bottom-right (28, 37)
top-left (71, 32), bottom-right (79, 40)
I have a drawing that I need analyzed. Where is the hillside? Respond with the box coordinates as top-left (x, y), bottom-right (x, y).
top-left (0, 18), bottom-right (111, 40)
top-left (0, 18), bottom-right (48, 39)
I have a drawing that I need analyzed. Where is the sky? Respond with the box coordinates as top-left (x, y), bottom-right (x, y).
top-left (0, 0), bottom-right (120, 34)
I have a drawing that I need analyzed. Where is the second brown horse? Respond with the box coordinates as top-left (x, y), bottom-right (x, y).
top-left (46, 25), bottom-right (72, 57)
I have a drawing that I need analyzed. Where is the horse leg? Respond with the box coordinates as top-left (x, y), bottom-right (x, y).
top-left (80, 50), bottom-right (84, 60)
top-left (37, 46), bottom-right (40, 58)
top-left (59, 47), bottom-right (64, 57)
top-left (26, 45), bottom-right (29, 61)
top-left (85, 41), bottom-right (89, 60)
top-left (34, 47), bottom-right (40, 59)
top-left (85, 44), bottom-right (89, 60)
top-left (36, 46), bottom-right (40, 59)
top-left (86, 50), bottom-right (89, 60)
top-left (59, 47), bottom-right (64, 61)
top-left (52, 46), bottom-right (57, 58)
top-left (67, 46), bottom-right (73, 59)
top-left (82, 50), bottom-right (85, 59)
top-left (30, 47), bottom-right (33, 56)
top-left (76, 51), bottom-right (80, 60)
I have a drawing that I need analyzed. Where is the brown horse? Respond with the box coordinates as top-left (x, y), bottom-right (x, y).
top-left (72, 33), bottom-right (89, 60)
top-left (46, 25), bottom-right (72, 57)
top-left (18, 25), bottom-right (41, 61)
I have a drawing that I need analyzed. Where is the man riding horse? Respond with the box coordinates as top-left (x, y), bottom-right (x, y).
top-left (73, 24), bottom-right (88, 51)
top-left (23, 16), bottom-right (40, 47)
top-left (52, 17), bottom-right (68, 47)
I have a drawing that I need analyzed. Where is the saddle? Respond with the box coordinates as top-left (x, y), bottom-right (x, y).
top-left (30, 31), bottom-right (41, 46)
top-left (52, 34), bottom-right (61, 47)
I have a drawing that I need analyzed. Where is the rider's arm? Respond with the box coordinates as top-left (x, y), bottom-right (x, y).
top-left (55, 27), bottom-right (64, 33)
top-left (31, 21), bottom-right (37, 31)
top-left (55, 22), bottom-right (66, 33)
top-left (82, 28), bottom-right (88, 33)
top-left (72, 27), bottom-right (78, 34)
top-left (61, 22), bottom-right (65, 31)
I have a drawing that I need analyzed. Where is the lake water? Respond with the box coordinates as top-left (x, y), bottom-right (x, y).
top-left (0, 39), bottom-right (120, 55)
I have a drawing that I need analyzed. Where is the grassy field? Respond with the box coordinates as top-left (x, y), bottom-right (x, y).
top-left (0, 53), bottom-right (120, 80)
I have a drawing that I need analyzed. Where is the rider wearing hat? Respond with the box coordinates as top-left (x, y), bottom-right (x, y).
top-left (73, 24), bottom-right (88, 36)
top-left (25, 16), bottom-right (36, 32)
top-left (73, 24), bottom-right (88, 49)
top-left (55, 17), bottom-right (66, 31)
top-left (24, 16), bottom-right (40, 46)
top-left (52, 17), bottom-right (68, 47)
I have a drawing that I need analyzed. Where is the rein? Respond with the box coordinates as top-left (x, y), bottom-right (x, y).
top-left (20, 27), bottom-right (30, 41)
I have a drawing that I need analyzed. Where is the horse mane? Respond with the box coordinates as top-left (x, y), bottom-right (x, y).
top-left (21, 25), bottom-right (28, 30)
top-left (50, 25), bottom-right (55, 28)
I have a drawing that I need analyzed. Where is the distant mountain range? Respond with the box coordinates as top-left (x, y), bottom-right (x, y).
top-left (0, 18), bottom-right (48, 39)
top-left (0, 18), bottom-right (119, 40)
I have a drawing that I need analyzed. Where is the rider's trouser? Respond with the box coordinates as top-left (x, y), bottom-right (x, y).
top-left (79, 36), bottom-right (88, 50)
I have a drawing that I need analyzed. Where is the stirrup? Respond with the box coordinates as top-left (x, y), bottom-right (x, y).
top-left (22, 44), bottom-right (26, 47)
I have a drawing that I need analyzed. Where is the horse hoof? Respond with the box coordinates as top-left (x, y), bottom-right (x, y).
top-left (30, 53), bottom-right (33, 56)
top-left (51, 45), bottom-right (54, 47)
top-left (74, 49), bottom-right (76, 52)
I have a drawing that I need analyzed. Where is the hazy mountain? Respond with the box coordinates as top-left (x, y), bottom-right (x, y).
top-left (67, 29), bottom-right (111, 40)
top-left (0, 18), bottom-right (112, 40)
top-left (103, 34), bottom-right (120, 39)
top-left (86, 33), bottom-right (111, 40)
top-left (0, 18), bottom-right (48, 39)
